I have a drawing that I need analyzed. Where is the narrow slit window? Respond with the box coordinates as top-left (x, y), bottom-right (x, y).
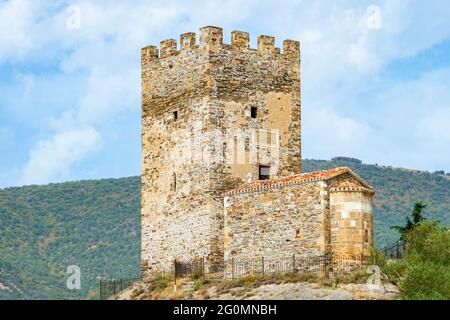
top-left (172, 172), bottom-right (177, 191)
top-left (259, 166), bottom-right (271, 180)
top-left (364, 229), bottom-right (369, 243)
top-left (223, 142), bottom-right (227, 162)
top-left (173, 111), bottom-right (178, 121)
top-left (251, 107), bottom-right (258, 119)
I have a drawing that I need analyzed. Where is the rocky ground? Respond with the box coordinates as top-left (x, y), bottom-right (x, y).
top-left (194, 282), bottom-right (398, 300)
top-left (114, 277), bottom-right (399, 300)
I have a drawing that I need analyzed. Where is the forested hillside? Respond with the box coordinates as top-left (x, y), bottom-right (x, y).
top-left (0, 177), bottom-right (140, 300)
top-left (1, 158), bottom-right (449, 299)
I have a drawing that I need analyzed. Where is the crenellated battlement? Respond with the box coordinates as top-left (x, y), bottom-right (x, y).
top-left (141, 26), bottom-right (300, 61)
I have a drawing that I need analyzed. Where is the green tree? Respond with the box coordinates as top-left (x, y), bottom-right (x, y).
top-left (391, 202), bottom-right (427, 240)
top-left (398, 221), bottom-right (450, 300)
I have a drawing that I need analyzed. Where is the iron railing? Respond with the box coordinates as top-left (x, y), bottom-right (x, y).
top-left (383, 240), bottom-right (405, 259)
top-left (174, 254), bottom-right (366, 282)
top-left (99, 277), bottom-right (140, 300)
top-left (174, 258), bottom-right (205, 279)
top-left (100, 254), bottom-right (368, 298)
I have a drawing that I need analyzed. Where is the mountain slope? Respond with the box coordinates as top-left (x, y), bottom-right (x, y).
top-left (0, 158), bottom-right (448, 299)
top-left (0, 177), bottom-right (140, 300)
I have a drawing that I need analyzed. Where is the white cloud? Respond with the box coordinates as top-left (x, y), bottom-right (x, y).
top-left (303, 107), bottom-right (371, 158)
top-left (19, 127), bottom-right (102, 185)
top-left (418, 109), bottom-right (450, 144)
top-left (49, 69), bottom-right (139, 130)
top-left (0, 0), bottom-right (33, 63)
top-left (291, 0), bottom-right (450, 89)
top-left (353, 67), bottom-right (450, 171)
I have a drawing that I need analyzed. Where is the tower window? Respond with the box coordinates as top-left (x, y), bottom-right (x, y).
top-left (172, 172), bottom-right (177, 191)
top-left (259, 166), bottom-right (271, 180)
top-left (223, 142), bottom-right (227, 162)
top-left (251, 107), bottom-right (258, 119)
top-left (173, 111), bottom-right (178, 121)
top-left (364, 229), bottom-right (369, 243)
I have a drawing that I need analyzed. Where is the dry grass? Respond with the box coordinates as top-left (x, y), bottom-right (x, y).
top-left (124, 269), bottom-right (370, 300)
top-left (333, 269), bottom-right (368, 284)
top-left (313, 268), bottom-right (369, 288)
top-left (214, 272), bottom-right (319, 295)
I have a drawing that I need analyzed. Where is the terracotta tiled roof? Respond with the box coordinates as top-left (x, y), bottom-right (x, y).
top-left (329, 181), bottom-right (374, 194)
top-left (226, 167), bottom-right (373, 195)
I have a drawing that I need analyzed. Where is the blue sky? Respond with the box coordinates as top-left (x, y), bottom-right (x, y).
top-left (1, 0), bottom-right (450, 188)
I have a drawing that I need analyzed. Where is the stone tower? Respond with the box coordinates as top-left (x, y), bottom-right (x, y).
top-left (141, 26), bottom-right (301, 272)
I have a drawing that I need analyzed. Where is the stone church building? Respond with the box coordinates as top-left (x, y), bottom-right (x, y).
top-left (140, 26), bottom-right (374, 273)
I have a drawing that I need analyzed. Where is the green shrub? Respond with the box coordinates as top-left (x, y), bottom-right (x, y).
top-left (189, 269), bottom-right (203, 280)
top-left (405, 221), bottom-right (450, 266)
top-left (388, 221), bottom-right (450, 300)
top-left (149, 273), bottom-right (173, 292)
top-left (383, 259), bottom-right (407, 286)
top-left (399, 261), bottom-right (450, 300)
top-left (283, 271), bottom-right (318, 283)
top-left (194, 278), bottom-right (210, 291)
top-left (367, 246), bottom-right (388, 270)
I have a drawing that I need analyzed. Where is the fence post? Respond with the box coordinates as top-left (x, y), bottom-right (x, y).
top-left (231, 257), bottom-right (235, 279)
top-left (292, 254), bottom-right (296, 273)
top-left (396, 241), bottom-right (400, 259)
top-left (174, 260), bottom-right (177, 287)
top-left (262, 257), bottom-right (265, 276)
top-left (324, 254), bottom-right (331, 278)
top-left (202, 257), bottom-right (205, 279)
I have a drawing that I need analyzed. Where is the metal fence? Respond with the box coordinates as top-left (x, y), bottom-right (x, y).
top-left (225, 255), bottom-right (327, 279)
top-left (99, 277), bottom-right (140, 300)
top-left (100, 240), bottom-right (410, 299)
top-left (383, 240), bottom-right (405, 259)
top-left (174, 254), bottom-right (366, 282)
top-left (100, 254), bottom-right (368, 299)
top-left (174, 258), bottom-right (205, 279)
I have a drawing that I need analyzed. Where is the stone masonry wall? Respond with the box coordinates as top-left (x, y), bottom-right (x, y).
top-left (223, 181), bottom-right (328, 261)
top-left (330, 191), bottom-right (373, 257)
top-left (223, 174), bottom-right (374, 270)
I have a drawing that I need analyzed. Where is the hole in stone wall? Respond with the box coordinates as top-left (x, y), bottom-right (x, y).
top-left (245, 137), bottom-right (250, 151)
top-left (251, 107), bottom-right (258, 119)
